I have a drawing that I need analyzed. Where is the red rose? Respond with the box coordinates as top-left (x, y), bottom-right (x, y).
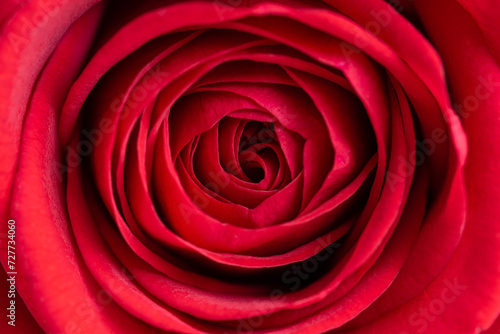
top-left (1, 0), bottom-right (499, 333)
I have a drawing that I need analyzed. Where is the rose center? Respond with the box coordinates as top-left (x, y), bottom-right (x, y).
top-left (237, 121), bottom-right (277, 183)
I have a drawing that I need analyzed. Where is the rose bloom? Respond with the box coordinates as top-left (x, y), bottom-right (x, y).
top-left (1, 0), bottom-right (499, 333)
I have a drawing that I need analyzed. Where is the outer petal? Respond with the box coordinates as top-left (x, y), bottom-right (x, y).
top-left (415, 0), bottom-right (500, 330)
top-left (341, 0), bottom-right (500, 333)
top-left (0, 1), bottom-right (155, 333)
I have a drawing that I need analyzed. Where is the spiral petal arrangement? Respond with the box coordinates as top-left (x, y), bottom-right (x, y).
top-left (1, 0), bottom-right (499, 333)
